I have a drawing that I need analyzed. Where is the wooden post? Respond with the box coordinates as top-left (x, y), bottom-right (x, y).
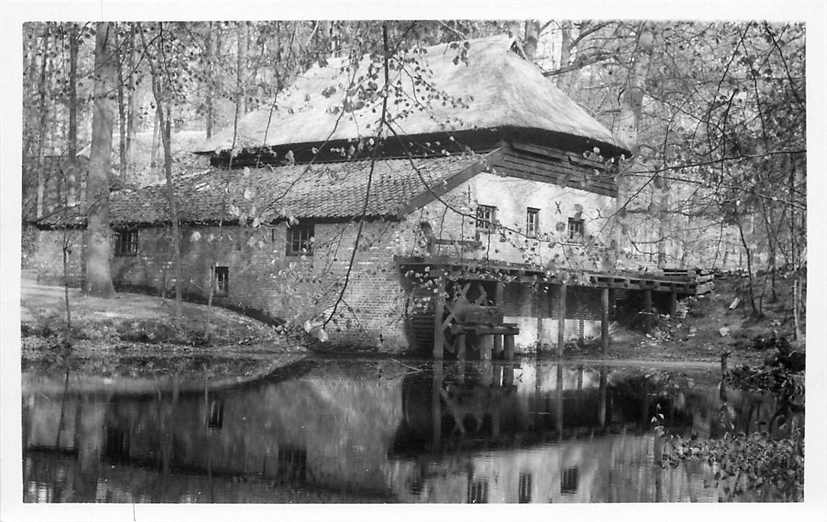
top-left (494, 334), bottom-right (503, 358)
top-left (669, 288), bottom-right (678, 317)
top-left (432, 271), bottom-right (445, 360)
top-left (557, 283), bottom-right (567, 356)
top-left (456, 332), bottom-right (466, 361)
top-left (495, 281), bottom-right (505, 305)
top-left (643, 288), bottom-right (653, 315)
top-left (504, 334), bottom-right (515, 360)
top-left (601, 287), bottom-right (610, 354)
top-left (480, 334), bottom-right (493, 361)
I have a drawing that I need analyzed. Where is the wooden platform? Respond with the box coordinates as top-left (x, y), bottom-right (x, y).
top-left (397, 255), bottom-right (714, 296)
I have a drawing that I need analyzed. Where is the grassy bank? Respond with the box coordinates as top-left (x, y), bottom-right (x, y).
top-left (569, 272), bottom-right (805, 366)
top-left (21, 280), bottom-right (306, 379)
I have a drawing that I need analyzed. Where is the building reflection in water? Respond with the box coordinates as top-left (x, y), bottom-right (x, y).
top-left (22, 358), bottom-right (786, 503)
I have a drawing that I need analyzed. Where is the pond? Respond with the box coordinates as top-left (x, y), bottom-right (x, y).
top-left (21, 357), bottom-right (795, 503)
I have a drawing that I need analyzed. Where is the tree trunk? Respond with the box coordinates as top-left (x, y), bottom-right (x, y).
top-left (126, 24), bottom-right (137, 181)
top-left (617, 22), bottom-right (653, 155)
top-left (115, 25), bottom-right (128, 183)
top-left (66, 23), bottom-right (80, 206)
top-left (162, 115), bottom-right (183, 317)
top-left (205, 22), bottom-right (215, 139)
top-left (67, 23), bottom-right (79, 159)
top-left (150, 109), bottom-right (160, 170)
top-left (85, 22), bottom-right (116, 298)
top-left (238, 22), bottom-right (249, 114)
top-left (35, 25), bottom-right (50, 219)
top-left (141, 23), bottom-right (183, 318)
top-left (558, 21), bottom-right (572, 88)
top-left (735, 217), bottom-right (758, 316)
top-left (229, 21), bottom-right (243, 165)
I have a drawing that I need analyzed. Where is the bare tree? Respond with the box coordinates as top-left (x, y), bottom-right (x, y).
top-left (35, 24), bottom-right (51, 219)
top-left (140, 22), bottom-right (184, 318)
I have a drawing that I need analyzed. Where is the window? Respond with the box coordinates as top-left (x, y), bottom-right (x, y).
top-left (286, 223), bottom-right (314, 256)
top-left (114, 229), bottom-right (138, 256)
top-left (468, 479), bottom-right (489, 504)
top-left (526, 208), bottom-right (540, 237)
top-left (207, 399), bottom-right (224, 430)
top-left (213, 266), bottom-right (229, 296)
top-left (567, 218), bottom-right (585, 242)
top-left (518, 473), bottom-right (532, 503)
top-left (277, 446), bottom-right (307, 483)
top-left (561, 467), bottom-right (579, 494)
top-left (104, 426), bottom-right (129, 462)
top-left (475, 205), bottom-right (497, 233)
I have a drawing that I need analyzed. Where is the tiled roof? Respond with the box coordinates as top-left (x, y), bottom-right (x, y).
top-left (37, 154), bottom-right (484, 228)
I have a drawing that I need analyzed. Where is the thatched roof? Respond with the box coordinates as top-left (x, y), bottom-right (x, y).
top-left (37, 153), bottom-right (485, 228)
top-left (197, 35), bottom-right (627, 156)
top-left (77, 130), bottom-right (207, 160)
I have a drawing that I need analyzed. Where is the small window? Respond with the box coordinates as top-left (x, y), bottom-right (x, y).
top-left (567, 218), bottom-right (585, 242)
top-left (114, 229), bottom-right (138, 256)
top-left (561, 467), bottom-right (579, 494)
top-left (518, 472), bottom-right (532, 503)
top-left (526, 208), bottom-right (540, 237)
top-left (468, 479), bottom-right (488, 503)
top-left (475, 205), bottom-right (497, 233)
top-left (286, 223), bottom-right (314, 256)
top-left (213, 266), bottom-right (229, 296)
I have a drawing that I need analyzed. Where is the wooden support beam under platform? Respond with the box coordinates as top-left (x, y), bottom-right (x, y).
top-left (557, 283), bottom-right (567, 357)
top-left (601, 287), bottom-right (610, 354)
top-left (432, 271), bottom-right (445, 360)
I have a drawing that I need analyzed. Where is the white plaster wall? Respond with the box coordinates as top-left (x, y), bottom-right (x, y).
top-left (415, 171), bottom-right (617, 271)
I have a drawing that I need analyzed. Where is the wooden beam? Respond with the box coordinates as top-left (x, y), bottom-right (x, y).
top-left (601, 286), bottom-right (610, 354)
top-left (398, 150), bottom-right (497, 216)
top-left (432, 272), bottom-right (445, 360)
top-left (557, 283), bottom-right (567, 356)
top-left (643, 288), bottom-right (653, 315)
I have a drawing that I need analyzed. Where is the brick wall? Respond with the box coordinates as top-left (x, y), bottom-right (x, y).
top-left (36, 218), bottom-right (422, 352)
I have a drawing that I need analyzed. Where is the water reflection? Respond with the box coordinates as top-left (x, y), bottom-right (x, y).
top-left (22, 358), bottom-right (787, 503)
